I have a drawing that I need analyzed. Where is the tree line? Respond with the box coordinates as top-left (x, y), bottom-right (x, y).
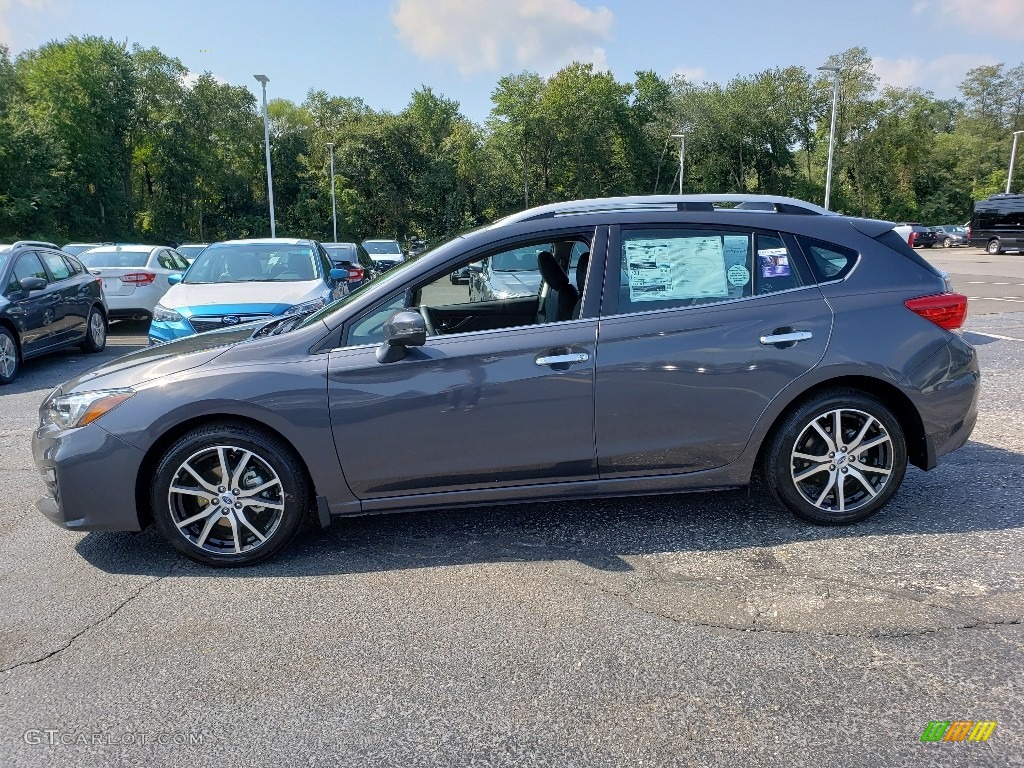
top-left (2, 37), bottom-right (1023, 246)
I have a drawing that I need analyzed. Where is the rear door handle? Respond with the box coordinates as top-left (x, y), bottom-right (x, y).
top-left (536, 352), bottom-right (589, 366)
top-left (759, 331), bottom-right (812, 346)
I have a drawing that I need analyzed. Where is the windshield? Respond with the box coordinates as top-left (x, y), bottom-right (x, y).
top-left (177, 245), bottom-right (207, 259)
top-left (80, 250), bottom-right (150, 268)
top-left (491, 246), bottom-right (541, 272)
top-left (325, 244), bottom-right (356, 261)
top-left (184, 243), bottom-right (320, 284)
top-left (62, 244), bottom-right (96, 256)
top-left (363, 241), bottom-right (402, 255)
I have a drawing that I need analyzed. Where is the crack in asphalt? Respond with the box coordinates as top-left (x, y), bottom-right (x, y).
top-left (573, 564), bottom-right (1024, 639)
top-left (0, 561), bottom-right (179, 676)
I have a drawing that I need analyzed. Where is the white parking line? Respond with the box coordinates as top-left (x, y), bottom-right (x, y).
top-left (966, 331), bottom-right (1024, 342)
top-left (967, 296), bottom-right (1024, 303)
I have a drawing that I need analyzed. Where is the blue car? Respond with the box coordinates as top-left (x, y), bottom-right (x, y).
top-left (148, 238), bottom-right (348, 344)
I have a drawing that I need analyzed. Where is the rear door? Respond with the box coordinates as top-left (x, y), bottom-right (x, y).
top-left (594, 224), bottom-right (832, 477)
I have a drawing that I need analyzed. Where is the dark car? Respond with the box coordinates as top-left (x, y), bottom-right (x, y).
top-left (0, 241), bottom-right (108, 384)
top-left (324, 242), bottom-right (376, 289)
top-left (894, 223), bottom-right (937, 248)
top-left (969, 193), bottom-right (1024, 253)
top-left (33, 195), bottom-right (979, 567)
top-left (931, 225), bottom-right (967, 248)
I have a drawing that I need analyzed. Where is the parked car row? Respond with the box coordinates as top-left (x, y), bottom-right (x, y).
top-left (1, 235), bottom-right (410, 383)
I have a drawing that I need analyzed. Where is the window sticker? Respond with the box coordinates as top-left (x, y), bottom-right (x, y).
top-left (625, 236), bottom-right (728, 302)
top-left (723, 235), bottom-right (749, 268)
top-left (727, 264), bottom-right (750, 286)
top-left (757, 247), bottom-right (791, 278)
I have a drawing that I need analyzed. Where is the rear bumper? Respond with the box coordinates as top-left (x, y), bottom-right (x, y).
top-left (32, 421), bottom-right (146, 531)
top-left (908, 334), bottom-right (981, 469)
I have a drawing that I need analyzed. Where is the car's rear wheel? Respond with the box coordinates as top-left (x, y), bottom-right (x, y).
top-left (987, 239), bottom-right (1003, 255)
top-left (0, 327), bottom-right (20, 385)
top-left (152, 423), bottom-right (310, 566)
top-left (763, 391), bottom-right (907, 525)
top-left (79, 306), bottom-right (107, 352)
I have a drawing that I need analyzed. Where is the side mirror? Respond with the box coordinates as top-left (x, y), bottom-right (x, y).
top-left (468, 263), bottom-right (483, 274)
top-left (20, 276), bottom-right (47, 293)
top-left (168, 273), bottom-right (183, 285)
top-left (376, 309), bottom-right (426, 363)
top-left (329, 268), bottom-right (348, 281)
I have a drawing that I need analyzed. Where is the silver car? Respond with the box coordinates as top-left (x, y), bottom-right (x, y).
top-left (33, 194), bottom-right (980, 567)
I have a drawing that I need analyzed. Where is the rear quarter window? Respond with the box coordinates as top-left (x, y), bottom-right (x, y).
top-left (795, 236), bottom-right (860, 282)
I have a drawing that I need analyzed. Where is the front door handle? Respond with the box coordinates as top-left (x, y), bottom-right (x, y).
top-left (536, 352), bottom-right (589, 366)
top-left (760, 330), bottom-right (812, 346)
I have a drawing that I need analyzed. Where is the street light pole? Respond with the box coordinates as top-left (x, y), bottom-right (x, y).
top-left (327, 142), bottom-right (337, 242)
top-left (670, 133), bottom-right (685, 194)
top-left (667, 132), bottom-right (684, 193)
top-left (1006, 130), bottom-right (1024, 193)
top-left (818, 64), bottom-right (841, 211)
top-left (254, 74), bottom-right (276, 237)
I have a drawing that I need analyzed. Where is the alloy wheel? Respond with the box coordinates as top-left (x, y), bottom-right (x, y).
top-left (0, 332), bottom-right (17, 379)
top-left (167, 445), bottom-right (285, 556)
top-left (789, 408), bottom-right (895, 515)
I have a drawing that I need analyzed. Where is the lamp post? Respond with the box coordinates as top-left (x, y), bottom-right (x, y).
top-left (327, 142), bottom-right (337, 242)
top-left (1006, 130), bottom-right (1024, 193)
top-left (670, 132), bottom-right (685, 194)
top-left (254, 74), bottom-right (276, 237)
top-left (818, 64), bottom-right (841, 211)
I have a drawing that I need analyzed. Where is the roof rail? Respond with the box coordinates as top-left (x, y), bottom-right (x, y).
top-left (493, 194), bottom-right (836, 227)
top-left (12, 240), bottom-right (59, 250)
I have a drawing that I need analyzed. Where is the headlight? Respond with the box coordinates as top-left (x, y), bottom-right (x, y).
top-left (152, 304), bottom-right (182, 322)
top-left (45, 388), bottom-right (135, 429)
top-left (282, 297), bottom-right (327, 316)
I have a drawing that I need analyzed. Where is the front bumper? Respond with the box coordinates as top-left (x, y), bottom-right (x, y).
top-left (33, 421), bottom-right (147, 531)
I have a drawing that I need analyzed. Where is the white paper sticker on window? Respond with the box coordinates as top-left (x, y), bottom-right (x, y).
top-left (625, 236), bottom-right (729, 302)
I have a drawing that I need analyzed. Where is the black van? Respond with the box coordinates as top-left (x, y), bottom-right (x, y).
top-left (969, 193), bottom-right (1024, 253)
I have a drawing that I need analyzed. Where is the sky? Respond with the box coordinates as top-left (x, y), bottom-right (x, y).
top-left (3, 0), bottom-right (1024, 123)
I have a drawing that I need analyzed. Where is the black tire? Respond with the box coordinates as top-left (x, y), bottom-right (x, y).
top-left (987, 239), bottom-right (1002, 255)
top-left (762, 390), bottom-right (907, 525)
top-left (923, 243), bottom-right (934, 248)
top-left (79, 306), bottom-right (107, 353)
top-left (152, 422), bottom-right (311, 566)
top-left (0, 326), bottom-right (20, 385)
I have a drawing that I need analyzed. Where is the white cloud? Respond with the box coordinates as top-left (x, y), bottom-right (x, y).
top-left (914, 0), bottom-right (1024, 38)
top-left (181, 70), bottom-right (228, 89)
top-left (391, 0), bottom-right (614, 75)
top-left (872, 53), bottom-right (1000, 96)
top-left (0, 0), bottom-right (59, 47)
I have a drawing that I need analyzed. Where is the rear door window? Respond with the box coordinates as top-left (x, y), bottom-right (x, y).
top-left (40, 251), bottom-right (72, 281)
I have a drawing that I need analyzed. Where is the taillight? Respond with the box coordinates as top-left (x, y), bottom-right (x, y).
top-left (908, 231), bottom-right (917, 246)
top-left (347, 267), bottom-right (364, 282)
top-left (120, 272), bottom-right (156, 285)
top-left (905, 293), bottom-right (968, 330)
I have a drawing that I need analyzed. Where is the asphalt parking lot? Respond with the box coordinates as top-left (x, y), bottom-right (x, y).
top-left (0, 251), bottom-right (1021, 767)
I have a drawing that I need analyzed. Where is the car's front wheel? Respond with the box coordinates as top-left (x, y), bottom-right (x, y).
top-left (763, 391), bottom-right (907, 525)
top-left (943, 237), bottom-right (952, 248)
top-left (152, 423), bottom-right (311, 566)
top-left (0, 327), bottom-right (20, 385)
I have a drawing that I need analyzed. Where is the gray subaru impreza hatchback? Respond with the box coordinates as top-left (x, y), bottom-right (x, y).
top-left (33, 195), bottom-right (979, 566)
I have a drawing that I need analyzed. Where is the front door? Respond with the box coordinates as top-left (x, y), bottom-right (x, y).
top-left (327, 230), bottom-right (603, 500)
